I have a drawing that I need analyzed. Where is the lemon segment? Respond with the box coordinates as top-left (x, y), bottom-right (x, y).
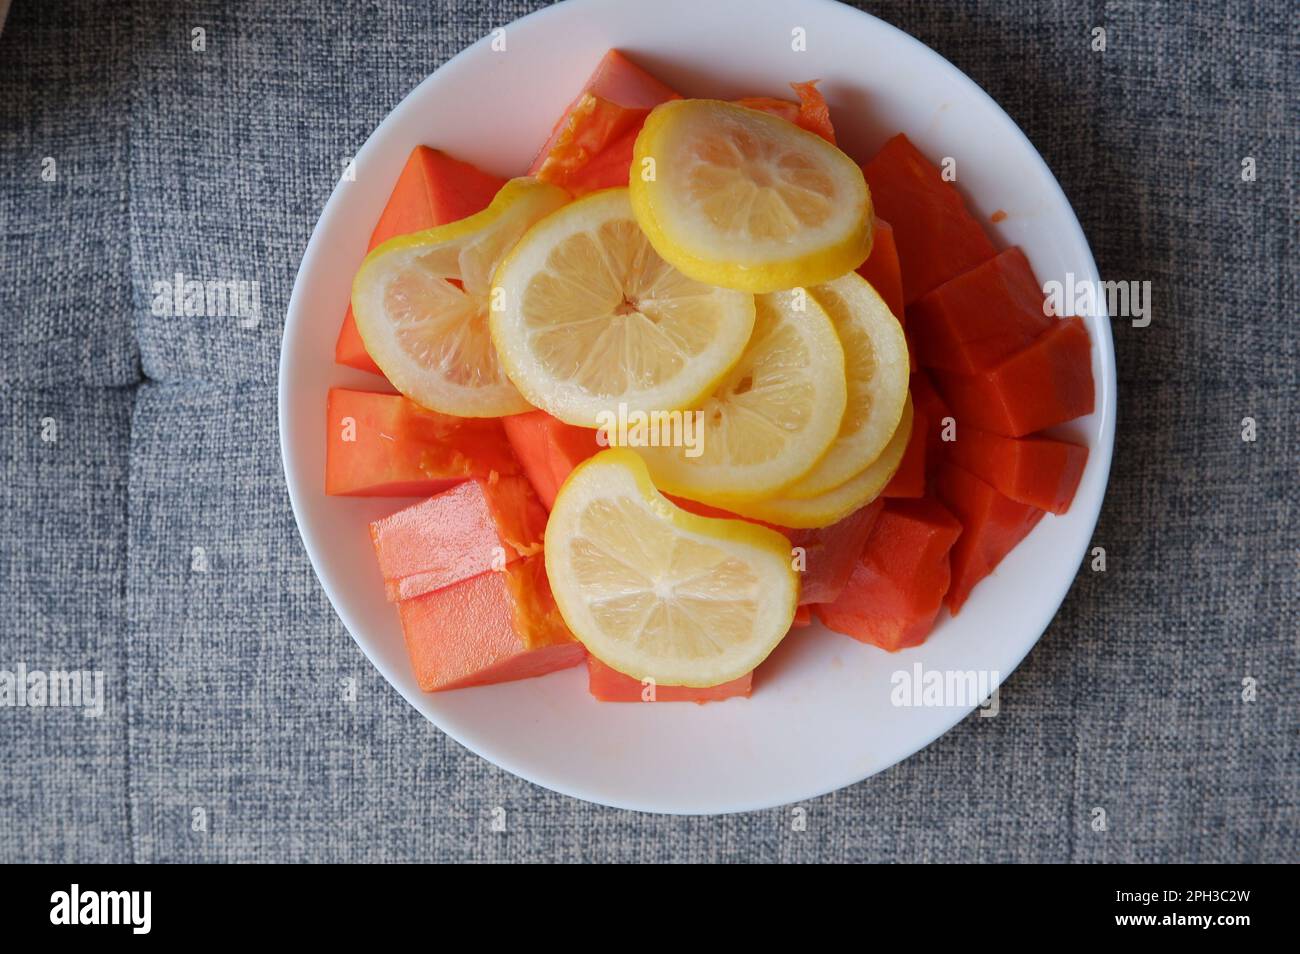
top-left (545, 449), bottom-right (798, 687)
top-left (729, 397), bottom-right (914, 529)
top-left (630, 99), bottom-right (873, 293)
top-left (783, 273), bottom-right (910, 498)
top-left (633, 288), bottom-right (847, 505)
top-left (490, 188), bottom-right (756, 427)
top-left (352, 178), bottom-right (570, 417)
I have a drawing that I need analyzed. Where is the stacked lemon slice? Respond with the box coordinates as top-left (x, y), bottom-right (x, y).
top-left (490, 188), bottom-right (755, 425)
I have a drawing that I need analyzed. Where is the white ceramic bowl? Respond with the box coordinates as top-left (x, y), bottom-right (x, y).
top-left (280, 0), bottom-right (1115, 814)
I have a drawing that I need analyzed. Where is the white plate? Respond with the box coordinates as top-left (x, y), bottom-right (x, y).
top-left (280, 0), bottom-right (1115, 814)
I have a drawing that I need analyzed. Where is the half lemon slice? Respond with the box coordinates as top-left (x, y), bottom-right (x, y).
top-left (352, 177), bottom-right (569, 417)
top-left (491, 188), bottom-right (756, 427)
top-left (545, 449), bottom-right (798, 687)
top-left (630, 99), bottom-right (873, 293)
top-left (633, 288), bottom-right (847, 505)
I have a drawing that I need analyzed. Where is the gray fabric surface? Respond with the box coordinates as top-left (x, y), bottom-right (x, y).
top-left (0, 0), bottom-right (1295, 862)
top-left (0, 1), bottom-right (137, 387)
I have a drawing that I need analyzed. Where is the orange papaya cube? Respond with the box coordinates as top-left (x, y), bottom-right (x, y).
top-left (585, 656), bottom-right (752, 703)
top-left (814, 498), bottom-right (962, 651)
top-left (789, 81), bottom-right (836, 144)
top-left (397, 556), bottom-right (584, 692)
top-left (786, 500), bottom-right (883, 605)
top-left (325, 388), bottom-right (517, 496)
top-left (566, 122), bottom-right (645, 193)
top-left (856, 217), bottom-right (905, 323)
top-left (883, 404), bottom-right (928, 498)
top-left (528, 50), bottom-right (679, 176)
top-left (908, 247), bottom-right (1053, 374)
top-left (735, 81), bottom-right (836, 143)
top-left (936, 463), bottom-right (1044, 614)
top-left (934, 316), bottom-right (1094, 437)
top-left (909, 371), bottom-right (952, 469)
top-left (945, 427), bottom-right (1088, 515)
top-left (862, 134), bottom-right (996, 305)
top-left (533, 94), bottom-right (651, 194)
top-left (791, 605), bottom-right (813, 629)
top-left (369, 475), bottom-right (547, 602)
top-left (501, 410), bottom-right (602, 510)
top-left (335, 147), bottom-right (506, 375)
top-left (335, 308), bottom-right (386, 376)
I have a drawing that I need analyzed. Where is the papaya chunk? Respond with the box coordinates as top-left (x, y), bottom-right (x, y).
top-left (369, 475), bottom-right (547, 602)
top-left (882, 403), bottom-right (927, 498)
top-left (398, 556), bottom-right (584, 692)
top-left (534, 94), bottom-right (652, 194)
top-left (324, 388), bottom-right (516, 496)
top-left (668, 496), bottom-right (882, 607)
top-left (909, 371), bottom-right (952, 471)
top-left (586, 656), bottom-right (751, 703)
top-left (945, 427), bottom-right (1087, 515)
top-left (501, 410), bottom-right (603, 510)
top-left (528, 50), bottom-right (679, 178)
top-left (934, 317), bottom-right (1095, 437)
top-left (856, 217), bottom-right (905, 323)
top-left (815, 498), bottom-right (962, 651)
top-left (936, 463), bottom-right (1044, 614)
top-left (862, 134), bottom-right (996, 305)
top-left (908, 247), bottom-right (1053, 374)
top-left (787, 500), bottom-right (884, 605)
top-left (736, 80), bottom-right (837, 143)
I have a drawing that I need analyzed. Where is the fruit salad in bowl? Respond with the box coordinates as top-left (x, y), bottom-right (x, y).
top-left (281, 0), bottom-right (1113, 813)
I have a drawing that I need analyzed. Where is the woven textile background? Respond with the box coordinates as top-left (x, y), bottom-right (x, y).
top-left (0, 0), bottom-right (1295, 863)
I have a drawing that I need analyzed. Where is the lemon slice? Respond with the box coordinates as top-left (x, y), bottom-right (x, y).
top-left (545, 449), bottom-right (798, 686)
top-left (630, 99), bottom-right (873, 293)
top-left (352, 178), bottom-right (570, 417)
top-left (730, 397), bottom-right (913, 529)
top-left (633, 288), bottom-right (846, 505)
top-left (782, 273), bottom-right (909, 498)
top-left (490, 188), bottom-right (755, 427)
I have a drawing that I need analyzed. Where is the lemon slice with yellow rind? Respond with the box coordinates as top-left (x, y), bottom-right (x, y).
top-left (631, 99), bottom-right (873, 293)
top-left (545, 449), bottom-right (798, 686)
top-left (490, 188), bottom-right (756, 427)
top-left (351, 177), bottom-right (570, 417)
